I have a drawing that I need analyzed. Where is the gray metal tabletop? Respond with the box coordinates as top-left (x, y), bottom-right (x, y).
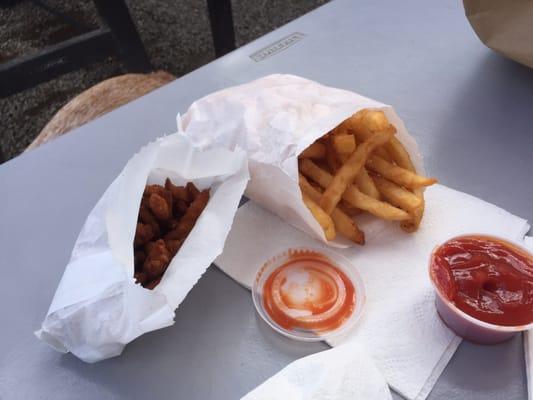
top-left (1, 0), bottom-right (533, 399)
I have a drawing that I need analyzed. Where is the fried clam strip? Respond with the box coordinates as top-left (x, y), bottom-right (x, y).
top-left (134, 180), bottom-right (211, 290)
top-left (165, 189), bottom-right (210, 241)
top-left (165, 178), bottom-right (190, 202)
top-left (148, 193), bottom-right (171, 220)
top-left (345, 109), bottom-right (426, 232)
top-left (299, 159), bottom-right (409, 221)
top-left (143, 239), bottom-right (171, 278)
top-left (301, 192), bottom-right (336, 241)
top-left (300, 142), bottom-right (326, 159)
top-left (145, 185), bottom-right (173, 211)
top-left (186, 182), bottom-right (201, 199)
top-left (299, 174), bottom-right (364, 244)
top-left (139, 203), bottom-right (161, 238)
top-left (366, 155), bottom-right (437, 189)
top-left (320, 130), bottom-right (393, 214)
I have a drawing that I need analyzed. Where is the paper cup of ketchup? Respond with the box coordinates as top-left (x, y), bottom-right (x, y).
top-left (252, 247), bottom-right (365, 342)
top-left (429, 234), bottom-right (533, 344)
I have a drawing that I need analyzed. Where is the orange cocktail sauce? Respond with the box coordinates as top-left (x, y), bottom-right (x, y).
top-left (431, 235), bottom-right (533, 326)
top-left (262, 251), bottom-right (356, 333)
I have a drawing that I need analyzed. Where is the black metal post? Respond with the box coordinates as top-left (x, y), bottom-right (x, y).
top-left (92, 0), bottom-right (152, 72)
top-left (206, 0), bottom-right (236, 57)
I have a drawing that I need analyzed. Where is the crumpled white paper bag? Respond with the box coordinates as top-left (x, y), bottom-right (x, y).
top-left (36, 133), bottom-right (249, 362)
top-left (179, 74), bottom-right (425, 246)
top-left (241, 343), bottom-right (392, 400)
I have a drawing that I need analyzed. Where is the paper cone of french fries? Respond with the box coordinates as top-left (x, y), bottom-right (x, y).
top-left (179, 74), bottom-right (428, 246)
top-left (35, 134), bottom-right (249, 362)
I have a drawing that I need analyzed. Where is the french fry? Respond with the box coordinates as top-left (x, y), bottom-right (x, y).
top-left (300, 142), bottom-right (326, 159)
top-left (320, 130), bottom-right (392, 214)
top-left (299, 174), bottom-right (321, 202)
top-left (349, 110), bottom-right (414, 170)
top-left (348, 109), bottom-right (426, 232)
top-left (299, 159), bottom-right (409, 221)
top-left (331, 134), bottom-right (356, 155)
top-left (300, 174), bottom-right (364, 244)
top-left (384, 136), bottom-right (414, 170)
top-left (342, 186), bottom-right (409, 221)
top-left (374, 146), bottom-right (392, 162)
top-left (330, 125), bottom-right (348, 136)
top-left (339, 202), bottom-right (361, 216)
top-left (380, 136), bottom-right (426, 232)
top-left (342, 109), bottom-right (386, 138)
top-left (401, 190), bottom-right (425, 233)
top-left (330, 209), bottom-right (365, 244)
top-left (367, 155), bottom-right (437, 189)
top-left (301, 192), bottom-right (336, 241)
top-left (345, 109), bottom-right (395, 141)
top-left (354, 167), bottom-right (380, 199)
top-left (325, 138), bottom-right (341, 173)
top-left (297, 108), bottom-right (433, 236)
top-left (372, 175), bottom-right (422, 212)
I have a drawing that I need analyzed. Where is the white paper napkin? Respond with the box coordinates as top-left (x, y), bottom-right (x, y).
top-left (215, 184), bottom-right (530, 400)
top-left (242, 343), bottom-right (392, 400)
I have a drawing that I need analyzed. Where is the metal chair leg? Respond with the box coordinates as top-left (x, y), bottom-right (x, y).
top-left (93, 0), bottom-right (152, 72)
top-left (206, 0), bottom-right (236, 57)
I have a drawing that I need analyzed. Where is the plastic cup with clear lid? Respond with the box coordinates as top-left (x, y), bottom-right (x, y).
top-left (252, 247), bottom-right (366, 342)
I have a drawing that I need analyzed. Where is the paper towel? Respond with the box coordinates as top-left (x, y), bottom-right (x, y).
top-left (216, 184), bottom-right (530, 400)
top-left (36, 134), bottom-right (249, 362)
top-left (242, 343), bottom-right (392, 400)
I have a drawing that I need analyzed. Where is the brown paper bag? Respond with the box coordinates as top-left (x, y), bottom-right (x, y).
top-left (464, 0), bottom-right (533, 68)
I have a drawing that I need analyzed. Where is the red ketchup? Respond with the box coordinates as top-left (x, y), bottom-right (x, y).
top-left (431, 235), bottom-right (533, 326)
top-left (262, 251), bottom-right (356, 333)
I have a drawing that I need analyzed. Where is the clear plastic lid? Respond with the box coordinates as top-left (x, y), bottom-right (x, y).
top-left (252, 247), bottom-right (366, 342)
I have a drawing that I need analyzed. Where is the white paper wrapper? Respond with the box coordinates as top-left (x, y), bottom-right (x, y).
top-left (241, 343), bottom-right (392, 400)
top-left (36, 134), bottom-right (249, 362)
top-left (179, 74), bottom-right (424, 246)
